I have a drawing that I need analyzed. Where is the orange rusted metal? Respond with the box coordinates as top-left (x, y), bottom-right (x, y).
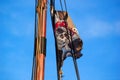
top-left (33, 0), bottom-right (47, 80)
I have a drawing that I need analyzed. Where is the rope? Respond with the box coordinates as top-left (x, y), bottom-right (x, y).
top-left (64, 0), bottom-right (67, 12)
top-left (73, 58), bottom-right (80, 80)
top-left (31, 0), bottom-right (37, 80)
top-left (60, 0), bottom-right (63, 11)
top-left (59, 0), bottom-right (67, 12)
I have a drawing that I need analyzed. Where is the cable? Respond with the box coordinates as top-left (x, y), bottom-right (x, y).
top-left (31, 0), bottom-right (37, 80)
top-left (64, 0), bottom-right (67, 12)
top-left (73, 58), bottom-right (80, 80)
top-left (59, 0), bottom-right (67, 12)
top-left (60, 0), bottom-right (64, 11)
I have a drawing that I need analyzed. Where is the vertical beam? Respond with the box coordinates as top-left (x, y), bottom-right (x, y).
top-left (33, 0), bottom-right (47, 80)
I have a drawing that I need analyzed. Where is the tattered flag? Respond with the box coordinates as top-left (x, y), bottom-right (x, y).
top-left (54, 11), bottom-right (83, 62)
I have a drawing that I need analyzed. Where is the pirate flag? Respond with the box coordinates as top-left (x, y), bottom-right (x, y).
top-left (51, 7), bottom-right (83, 75)
top-left (54, 11), bottom-right (83, 60)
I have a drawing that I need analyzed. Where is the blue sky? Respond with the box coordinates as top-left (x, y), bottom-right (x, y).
top-left (0, 0), bottom-right (120, 80)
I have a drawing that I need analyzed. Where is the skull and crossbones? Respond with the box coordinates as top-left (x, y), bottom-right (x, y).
top-left (55, 27), bottom-right (69, 50)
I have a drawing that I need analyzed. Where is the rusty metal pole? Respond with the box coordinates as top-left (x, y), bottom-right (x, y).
top-left (33, 0), bottom-right (47, 80)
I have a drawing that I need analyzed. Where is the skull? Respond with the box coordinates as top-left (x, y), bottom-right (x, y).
top-left (55, 27), bottom-right (68, 50)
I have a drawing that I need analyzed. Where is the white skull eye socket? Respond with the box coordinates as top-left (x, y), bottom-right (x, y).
top-left (56, 28), bottom-right (64, 34)
top-left (60, 34), bottom-right (64, 39)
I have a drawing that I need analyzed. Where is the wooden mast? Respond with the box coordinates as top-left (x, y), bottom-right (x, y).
top-left (32, 0), bottom-right (47, 80)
